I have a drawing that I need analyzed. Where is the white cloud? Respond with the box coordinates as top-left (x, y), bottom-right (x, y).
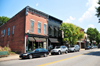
top-left (65, 16), bottom-right (75, 22)
top-left (79, 0), bottom-right (99, 22)
top-left (85, 24), bottom-right (95, 32)
top-left (36, 3), bottom-right (39, 6)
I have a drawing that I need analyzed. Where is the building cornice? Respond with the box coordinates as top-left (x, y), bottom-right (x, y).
top-left (26, 6), bottom-right (49, 19)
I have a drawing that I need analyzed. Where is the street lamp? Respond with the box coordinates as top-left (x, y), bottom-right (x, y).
top-left (26, 30), bottom-right (29, 52)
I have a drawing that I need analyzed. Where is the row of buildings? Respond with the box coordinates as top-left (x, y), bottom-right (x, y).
top-left (0, 6), bottom-right (87, 53)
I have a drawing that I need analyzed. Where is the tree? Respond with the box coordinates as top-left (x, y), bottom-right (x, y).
top-left (86, 28), bottom-right (99, 45)
top-left (96, 0), bottom-right (100, 22)
top-left (60, 23), bottom-right (84, 46)
top-left (96, 33), bottom-right (100, 44)
top-left (0, 16), bottom-right (10, 26)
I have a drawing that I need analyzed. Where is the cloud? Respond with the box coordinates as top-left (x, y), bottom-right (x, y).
top-left (85, 24), bottom-right (95, 32)
top-left (65, 16), bottom-right (75, 22)
top-left (79, 0), bottom-right (99, 22)
top-left (36, 3), bottom-right (39, 6)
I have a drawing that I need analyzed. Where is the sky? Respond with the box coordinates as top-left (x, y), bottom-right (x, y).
top-left (0, 0), bottom-right (100, 32)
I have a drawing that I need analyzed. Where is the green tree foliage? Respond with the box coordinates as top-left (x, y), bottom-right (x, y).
top-left (60, 23), bottom-right (84, 46)
top-left (87, 28), bottom-right (99, 44)
top-left (96, 0), bottom-right (100, 17)
top-left (96, 33), bottom-right (100, 44)
top-left (0, 16), bottom-right (10, 26)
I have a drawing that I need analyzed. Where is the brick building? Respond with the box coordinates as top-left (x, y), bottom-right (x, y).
top-left (0, 6), bottom-right (62, 53)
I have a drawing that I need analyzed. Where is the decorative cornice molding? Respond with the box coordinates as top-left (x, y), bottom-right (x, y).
top-left (26, 6), bottom-right (49, 18)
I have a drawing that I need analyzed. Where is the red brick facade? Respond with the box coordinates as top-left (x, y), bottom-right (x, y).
top-left (0, 8), bottom-right (26, 53)
top-left (25, 11), bottom-right (47, 36)
top-left (0, 7), bottom-right (48, 53)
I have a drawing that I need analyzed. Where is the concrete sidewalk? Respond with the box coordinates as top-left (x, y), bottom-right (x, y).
top-left (0, 54), bottom-right (19, 62)
top-left (0, 49), bottom-right (85, 62)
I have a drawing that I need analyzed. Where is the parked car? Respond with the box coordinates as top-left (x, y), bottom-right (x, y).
top-left (85, 46), bottom-right (91, 50)
top-left (51, 46), bottom-right (68, 55)
top-left (19, 48), bottom-right (49, 59)
top-left (92, 46), bottom-right (97, 48)
top-left (98, 45), bottom-right (100, 48)
top-left (68, 45), bottom-right (80, 52)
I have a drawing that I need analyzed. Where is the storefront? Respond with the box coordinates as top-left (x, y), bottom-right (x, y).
top-left (48, 38), bottom-right (61, 51)
top-left (26, 34), bottom-right (48, 52)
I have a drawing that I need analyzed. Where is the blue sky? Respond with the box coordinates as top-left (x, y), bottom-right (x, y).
top-left (0, 0), bottom-right (100, 32)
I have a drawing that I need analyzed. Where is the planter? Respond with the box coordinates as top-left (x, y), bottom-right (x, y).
top-left (0, 51), bottom-right (9, 57)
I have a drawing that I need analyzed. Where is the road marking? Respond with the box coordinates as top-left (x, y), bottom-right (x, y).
top-left (37, 49), bottom-right (100, 66)
top-left (38, 54), bottom-right (83, 66)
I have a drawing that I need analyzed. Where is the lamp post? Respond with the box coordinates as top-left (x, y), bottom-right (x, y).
top-left (26, 30), bottom-right (29, 52)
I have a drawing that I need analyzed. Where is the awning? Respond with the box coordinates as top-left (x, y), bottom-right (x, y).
top-left (28, 37), bottom-right (35, 41)
top-left (34, 37), bottom-right (46, 42)
top-left (49, 38), bottom-right (59, 43)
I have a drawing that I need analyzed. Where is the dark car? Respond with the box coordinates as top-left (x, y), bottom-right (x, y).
top-left (19, 48), bottom-right (49, 59)
top-left (98, 45), bottom-right (100, 48)
top-left (85, 46), bottom-right (91, 50)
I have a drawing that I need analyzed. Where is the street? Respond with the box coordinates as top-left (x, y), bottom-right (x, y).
top-left (0, 49), bottom-right (100, 66)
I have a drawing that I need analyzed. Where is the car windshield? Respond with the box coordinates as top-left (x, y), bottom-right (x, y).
top-left (70, 46), bottom-right (74, 48)
top-left (55, 46), bottom-right (60, 49)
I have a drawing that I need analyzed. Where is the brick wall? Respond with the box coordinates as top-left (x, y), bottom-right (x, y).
top-left (0, 8), bottom-right (26, 53)
top-left (25, 11), bottom-right (48, 36)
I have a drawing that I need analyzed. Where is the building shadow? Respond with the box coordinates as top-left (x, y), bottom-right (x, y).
top-left (84, 51), bottom-right (100, 56)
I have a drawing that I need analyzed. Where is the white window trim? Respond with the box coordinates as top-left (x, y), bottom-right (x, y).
top-left (38, 22), bottom-right (41, 34)
top-left (38, 21), bottom-right (42, 24)
top-left (30, 19), bottom-right (34, 33)
top-left (44, 24), bottom-right (47, 35)
top-left (30, 19), bottom-right (35, 21)
top-left (44, 23), bottom-right (47, 25)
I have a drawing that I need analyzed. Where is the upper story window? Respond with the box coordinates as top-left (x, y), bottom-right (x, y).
top-left (54, 27), bottom-right (58, 37)
top-left (38, 22), bottom-right (41, 33)
top-left (30, 20), bottom-right (34, 32)
top-left (12, 26), bottom-right (15, 34)
top-left (44, 24), bottom-right (46, 34)
top-left (48, 26), bottom-right (53, 36)
top-left (58, 28), bottom-right (62, 37)
top-left (8, 27), bottom-right (10, 36)
top-left (3, 29), bottom-right (5, 37)
top-left (1, 30), bottom-right (5, 37)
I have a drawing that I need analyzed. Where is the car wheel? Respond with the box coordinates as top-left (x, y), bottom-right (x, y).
top-left (51, 53), bottom-right (54, 55)
top-left (58, 51), bottom-right (61, 55)
top-left (29, 55), bottom-right (32, 59)
top-left (44, 53), bottom-right (47, 57)
top-left (65, 50), bottom-right (68, 54)
top-left (74, 49), bottom-right (75, 52)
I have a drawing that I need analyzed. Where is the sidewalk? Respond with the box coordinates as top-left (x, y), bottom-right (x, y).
top-left (0, 54), bottom-right (19, 62)
top-left (0, 49), bottom-right (85, 62)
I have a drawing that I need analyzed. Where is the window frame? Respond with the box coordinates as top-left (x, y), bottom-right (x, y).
top-left (30, 19), bottom-right (34, 33)
top-left (8, 27), bottom-right (10, 36)
top-left (12, 25), bottom-right (15, 34)
top-left (38, 22), bottom-right (41, 34)
top-left (44, 23), bottom-right (47, 35)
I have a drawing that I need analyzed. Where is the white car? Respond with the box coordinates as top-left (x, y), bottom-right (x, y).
top-left (68, 45), bottom-right (80, 52)
top-left (51, 46), bottom-right (68, 55)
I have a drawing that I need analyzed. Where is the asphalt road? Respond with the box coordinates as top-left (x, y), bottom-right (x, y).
top-left (0, 49), bottom-right (100, 66)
